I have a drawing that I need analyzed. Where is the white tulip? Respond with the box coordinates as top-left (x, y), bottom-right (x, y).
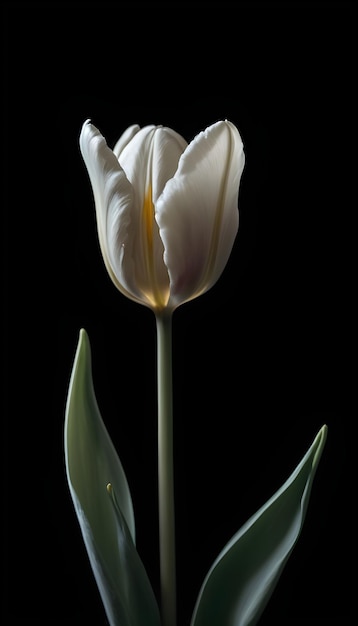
top-left (80, 119), bottom-right (245, 313)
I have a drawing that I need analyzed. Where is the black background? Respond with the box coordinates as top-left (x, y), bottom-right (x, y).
top-left (2, 2), bottom-right (356, 625)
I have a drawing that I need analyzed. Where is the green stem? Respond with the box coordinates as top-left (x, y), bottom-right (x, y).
top-left (156, 312), bottom-right (176, 626)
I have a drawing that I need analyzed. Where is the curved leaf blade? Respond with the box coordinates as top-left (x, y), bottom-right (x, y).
top-left (64, 328), bottom-right (161, 626)
top-left (191, 424), bottom-right (327, 626)
top-left (65, 328), bottom-right (135, 541)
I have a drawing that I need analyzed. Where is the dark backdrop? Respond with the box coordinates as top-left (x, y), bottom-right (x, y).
top-left (3, 2), bottom-right (356, 625)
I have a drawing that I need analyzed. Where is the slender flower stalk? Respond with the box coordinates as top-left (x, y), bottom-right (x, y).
top-left (156, 312), bottom-right (176, 626)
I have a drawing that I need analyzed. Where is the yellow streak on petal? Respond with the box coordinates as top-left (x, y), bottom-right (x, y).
top-left (143, 183), bottom-right (154, 266)
top-left (142, 184), bottom-right (169, 311)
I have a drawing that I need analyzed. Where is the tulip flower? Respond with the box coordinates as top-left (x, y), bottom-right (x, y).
top-left (79, 119), bottom-right (245, 314)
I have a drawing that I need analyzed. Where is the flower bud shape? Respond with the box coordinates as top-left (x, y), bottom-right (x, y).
top-left (79, 119), bottom-right (245, 314)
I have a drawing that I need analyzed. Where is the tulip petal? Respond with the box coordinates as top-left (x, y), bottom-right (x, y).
top-left (113, 124), bottom-right (141, 158)
top-left (190, 425), bottom-right (327, 626)
top-left (79, 120), bottom-right (146, 306)
top-left (119, 125), bottom-right (187, 202)
top-left (65, 329), bottom-right (161, 626)
top-left (117, 126), bottom-right (187, 311)
top-left (156, 120), bottom-right (245, 309)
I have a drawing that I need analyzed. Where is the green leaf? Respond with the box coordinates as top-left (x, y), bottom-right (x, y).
top-left (64, 328), bottom-right (161, 626)
top-left (191, 424), bottom-right (327, 626)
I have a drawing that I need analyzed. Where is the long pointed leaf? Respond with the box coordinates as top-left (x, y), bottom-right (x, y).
top-left (64, 328), bottom-right (161, 626)
top-left (191, 424), bottom-right (327, 626)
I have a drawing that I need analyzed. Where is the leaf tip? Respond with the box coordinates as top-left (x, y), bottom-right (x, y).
top-left (312, 424), bottom-right (328, 469)
top-left (75, 327), bottom-right (91, 365)
top-left (316, 423), bottom-right (328, 445)
top-left (79, 327), bottom-right (89, 344)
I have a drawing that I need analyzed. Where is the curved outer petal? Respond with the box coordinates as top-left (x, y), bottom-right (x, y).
top-left (156, 120), bottom-right (245, 310)
top-left (79, 120), bottom-right (147, 306)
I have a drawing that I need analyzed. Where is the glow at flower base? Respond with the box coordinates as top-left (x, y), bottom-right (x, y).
top-left (64, 119), bottom-right (327, 626)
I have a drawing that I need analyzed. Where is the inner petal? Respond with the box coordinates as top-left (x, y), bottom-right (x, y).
top-left (138, 183), bottom-right (169, 310)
